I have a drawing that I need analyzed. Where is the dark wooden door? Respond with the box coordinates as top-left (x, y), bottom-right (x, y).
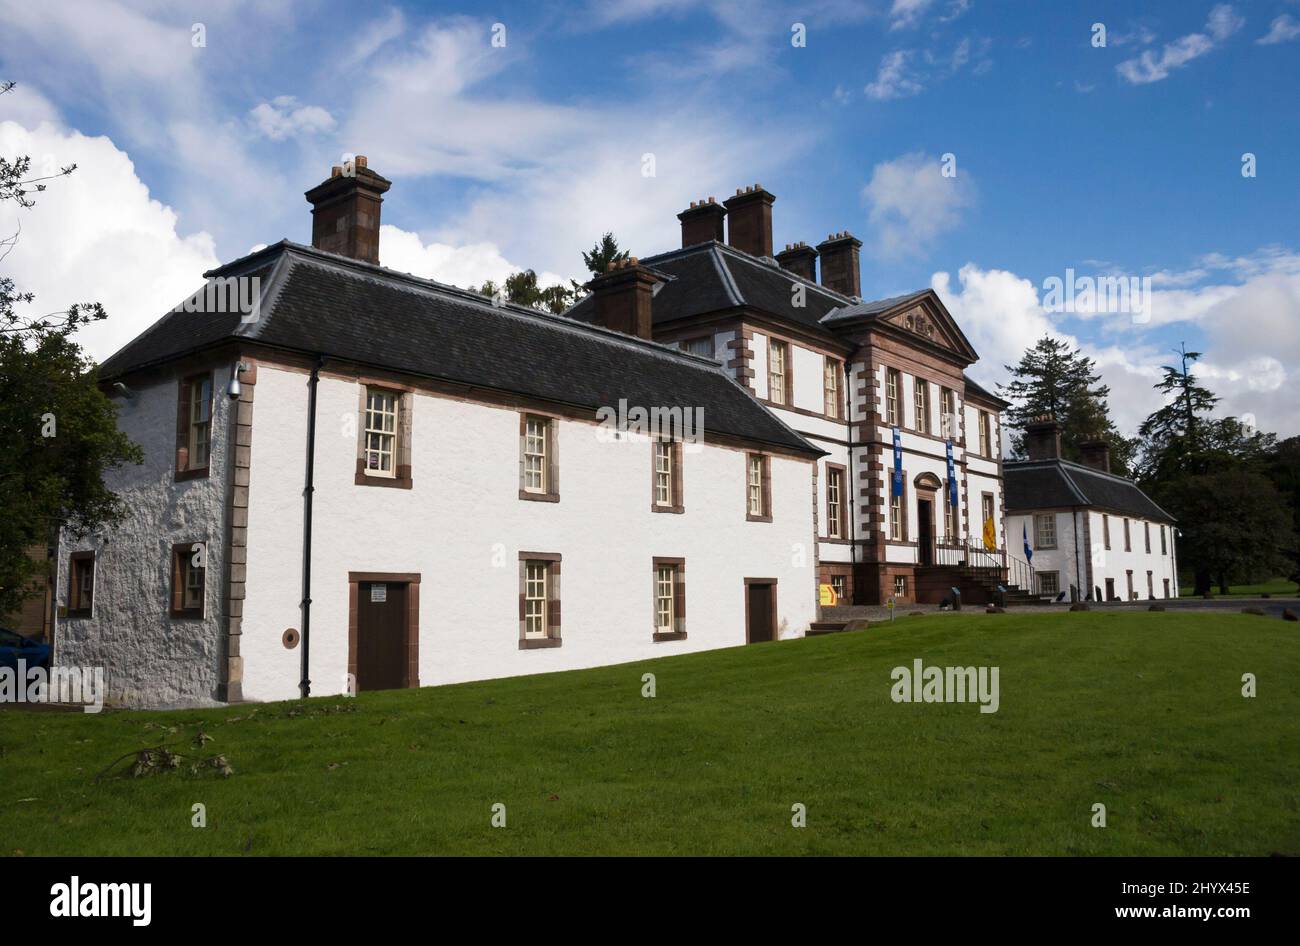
top-left (747, 582), bottom-right (775, 643)
top-left (917, 499), bottom-right (934, 565)
top-left (357, 582), bottom-right (407, 691)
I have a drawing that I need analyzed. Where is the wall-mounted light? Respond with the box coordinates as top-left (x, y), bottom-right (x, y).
top-left (227, 361), bottom-right (249, 399)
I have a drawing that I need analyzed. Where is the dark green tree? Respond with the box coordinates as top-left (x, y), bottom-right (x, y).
top-left (998, 335), bottom-right (1135, 474)
top-left (581, 232), bottom-right (628, 276)
top-left (1152, 471), bottom-right (1293, 595)
top-left (0, 81), bottom-right (142, 617)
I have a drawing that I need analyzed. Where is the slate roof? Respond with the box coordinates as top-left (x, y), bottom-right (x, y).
top-left (962, 373), bottom-right (1011, 408)
top-left (1004, 459), bottom-right (1175, 522)
top-left (567, 240), bottom-right (857, 334)
top-left (97, 241), bottom-right (821, 456)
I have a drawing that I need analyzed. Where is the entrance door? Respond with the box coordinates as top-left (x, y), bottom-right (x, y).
top-left (917, 499), bottom-right (934, 565)
top-left (746, 581), bottom-right (776, 643)
top-left (357, 581), bottom-right (408, 691)
top-left (1104, 578), bottom-right (1115, 602)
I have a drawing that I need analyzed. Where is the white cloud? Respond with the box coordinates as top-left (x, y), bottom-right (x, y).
top-left (0, 120), bottom-right (219, 364)
top-left (934, 253), bottom-right (1300, 438)
top-left (1117, 4), bottom-right (1243, 84)
top-left (888, 0), bottom-right (934, 30)
top-left (862, 152), bottom-right (975, 260)
top-left (249, 96), bottom-right (336, 141)
top-left (865, 51), bottom-right (925, 100)
top-left (378, 225), bottom-right (567, 291)
top-left (1258, 13), bottom-right (1300, 45)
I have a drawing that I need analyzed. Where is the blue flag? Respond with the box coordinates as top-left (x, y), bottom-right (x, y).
top-left (945, 440), bottom-right (958, 507)
top-left (892, 427), bottom-right (903, 495)
top-left (1023, 522), bottom-right (1033, 563)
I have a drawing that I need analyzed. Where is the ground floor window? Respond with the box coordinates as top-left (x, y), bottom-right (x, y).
top-left (1125, 570), bottom-right (1135, 600)
top-left (652, 558), bottom-right (686, 640)
top-left (893, 575), bottom-right (906, 598)
top-left (68, 551), bottom-right (95, 617)
top-left (1146, 571), bottom-right (1154, 599)
top-left (830, 575), bottom-right (847, 602)
top-left (1038, 571), bottom-right (1060, 596)
top-left (518, 553), bottom-right (562, 648)
top-left (1163, 578), bottom-right (1170, 598)
top-left (170, 542), bottom-right (205, 617)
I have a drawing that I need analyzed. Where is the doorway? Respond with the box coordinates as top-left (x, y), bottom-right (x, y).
top-left (348, 572), bottom-right (420, 692)
top-left (745, 579), bottom-right (777, 643)
top-left (917, 499), bottom-right (934, 565)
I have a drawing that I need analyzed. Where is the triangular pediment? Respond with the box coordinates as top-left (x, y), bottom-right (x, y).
top-left (878, 291), bottom-right (978, 363)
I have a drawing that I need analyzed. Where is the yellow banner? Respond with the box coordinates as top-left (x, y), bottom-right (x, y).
top-left (819, 583), bottom-right (839, 606)
top-left (982, 516), bottom-right (996, 551)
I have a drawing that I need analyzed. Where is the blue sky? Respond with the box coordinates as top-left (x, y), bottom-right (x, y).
top-left (1, 0), bottom-right (1298, 436)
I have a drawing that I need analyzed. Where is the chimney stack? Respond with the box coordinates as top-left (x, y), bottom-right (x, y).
top-left (723, 184), bottom-right (776, 258)
top-left (677, 197), bottom-right (726, 248)
top-left (586, 257), bottom-right (662, 341)
top-left (1024, 415), bottom-right (1063, 461)
top-left (1079, 437), bottom-right (1112, 473)
top-left (816, 232), bottom-right (862, 298)
top-left (304, 155), bottom-right (392, 265)
top-left (775, 242), bottom-right (818, 281)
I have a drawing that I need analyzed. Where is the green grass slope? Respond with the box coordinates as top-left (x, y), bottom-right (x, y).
top-left (1, 611), bottom-right (1296, 856)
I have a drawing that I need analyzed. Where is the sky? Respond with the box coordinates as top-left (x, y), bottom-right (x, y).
top-left (1, 0), bottom-right (1298, 439)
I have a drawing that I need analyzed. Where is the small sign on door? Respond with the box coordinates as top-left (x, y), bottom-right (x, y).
top-left (370, 584), bottom-right (387, 603)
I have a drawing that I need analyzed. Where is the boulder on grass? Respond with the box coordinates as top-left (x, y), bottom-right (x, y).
top-left (1069, 602), bottom-right (1090, 612)
top-left (985, 605), bottom-right (1006, 614)
top-left (1283, 609), bottom-right (1298, 622)
top-left (845, 619), bottom-right (871, 632)
top-left (1149, 604), bottom-right (1165, 612)
top-left (1241, 607), bottom-right (1267, 616)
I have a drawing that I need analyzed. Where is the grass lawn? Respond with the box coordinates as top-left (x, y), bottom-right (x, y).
top-left (1, 610), bottom-right (1296, 856)
top-left (1179, 577), bottom-right (1299, 598)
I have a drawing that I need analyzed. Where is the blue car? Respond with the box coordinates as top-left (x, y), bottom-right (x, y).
top-left (0, 626), bottom-right (51, 672)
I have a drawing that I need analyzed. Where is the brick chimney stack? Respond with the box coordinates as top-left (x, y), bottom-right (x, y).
top-left (1024, 415), bottom-right (1063, 461)
top-left (775, 242), bottom-right (818, 281)
top-left (816, 232), bottom-right (862, 298)
top-left (1079, 437), bottom-right (1112, 473)
top-left (723, 184), bottom-right (776, 258)
top-left (586, 257), bottom-right (662, 340)
top-left (677, 197), bottom-right (726, 247)
top-left (304, 155), bottom-right (392, 265)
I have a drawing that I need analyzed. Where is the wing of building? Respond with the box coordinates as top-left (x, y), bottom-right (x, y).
top-left (54, 162), bottom-right (1018, 708)
top-left (1004, 418), bottom-right (1178, 602)
top-left (569, 185), bottom-right (1015, 609)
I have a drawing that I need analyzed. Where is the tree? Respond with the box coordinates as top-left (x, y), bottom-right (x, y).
top-left (1134, 346), bottom-right (1287, 595)
top-left (998, 335), bottom-right (1135, 474)
top-left (1264, 436), bottom-right (1300, 591)
top-left (582, 232), bottom-right (628, 276)
top-left (472, 270), bottom-right (576, 314)
top-left (0, 80), bottom-right (142, 617)
top-left (1151, 471), bottom-right (1293, 595)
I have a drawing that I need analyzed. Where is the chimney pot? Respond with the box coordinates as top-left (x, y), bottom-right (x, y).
top-left (305, 157), bottom-right (392, 265)
top-left (677, 198), bottom-right (727, 247)
top-left (1079, 437), bottom-right (1112, 473)
top-left (587, 258), bottom-right (661, 340)
top-left (816, 231), bottom-right (862, 297)
top-left (723, 184), bottom-right (776, 257)
top-left (1024, 417), bottom-right (1065, 461)
top-left (775, 242), bottom-right (818, 282)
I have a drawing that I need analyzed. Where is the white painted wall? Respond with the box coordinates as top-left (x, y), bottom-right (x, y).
top-left (55, 364), bottom-right (237, 707)
top-left (240, 366), bottom-right (819, 702)
top-left (1007, 509), bottom-right (1178, 600)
